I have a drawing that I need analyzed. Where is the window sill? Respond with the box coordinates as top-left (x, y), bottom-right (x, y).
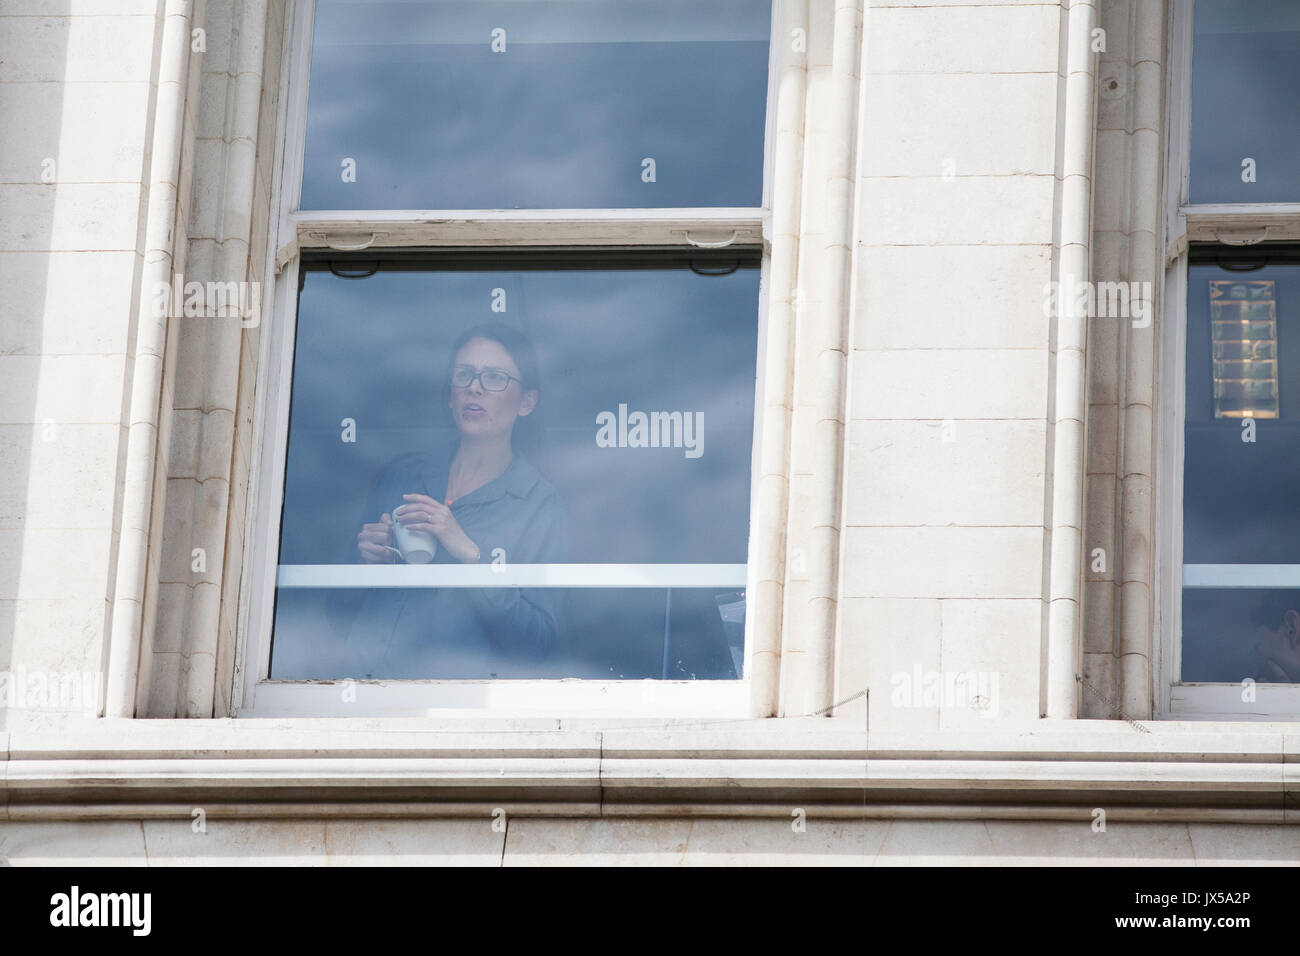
top-left (238, 679), bottom-right (754, 719)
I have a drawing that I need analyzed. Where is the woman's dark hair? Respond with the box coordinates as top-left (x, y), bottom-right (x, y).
top-left (441, 322), bottom-right (544, 462)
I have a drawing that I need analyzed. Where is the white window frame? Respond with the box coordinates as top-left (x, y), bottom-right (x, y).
top-left (234, 0), bottom-right (786, 717)
top-left (1158, 0), bottom-right (1300, 718)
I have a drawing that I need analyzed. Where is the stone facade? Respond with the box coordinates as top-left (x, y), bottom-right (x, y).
top-left (3, 0), bottom-right (1298, 865)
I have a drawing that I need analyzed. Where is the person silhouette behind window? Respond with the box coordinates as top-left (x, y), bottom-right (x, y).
top-left (336, 323), bottom-right (567, 678)
top-left (1251, 590), bottom-right (1300, 683)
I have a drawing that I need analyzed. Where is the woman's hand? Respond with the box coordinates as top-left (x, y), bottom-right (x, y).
top-left (357, 513), bottom-right (397, 564)
top-left (395, 494), bottom-right (481, 564)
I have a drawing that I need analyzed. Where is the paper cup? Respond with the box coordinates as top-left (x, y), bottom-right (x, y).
top-left (392, 509), bottom-right (436, 564)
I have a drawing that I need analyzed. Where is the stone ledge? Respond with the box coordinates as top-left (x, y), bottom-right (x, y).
top-left (2, 718), bottom-right (1300, 822)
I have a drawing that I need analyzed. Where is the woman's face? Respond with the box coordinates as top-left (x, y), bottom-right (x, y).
top-left (448, 337), bottom-right (537, 442)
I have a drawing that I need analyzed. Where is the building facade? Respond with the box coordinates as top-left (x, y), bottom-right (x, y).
top-left (3, 0), bottom-right (1300, 864)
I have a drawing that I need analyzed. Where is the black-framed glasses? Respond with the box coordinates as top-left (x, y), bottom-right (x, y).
top-left (450, 365), bottom-right (523, 392)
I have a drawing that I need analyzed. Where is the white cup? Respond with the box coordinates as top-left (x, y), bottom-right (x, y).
top-left (391, 507), bottom-right (437, 564)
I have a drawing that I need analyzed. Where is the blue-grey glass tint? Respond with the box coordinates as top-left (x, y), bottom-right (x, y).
top-left (1190, 0), bottom-right (1300, 204)
top-left (270, 258), bottom-right (759, 679)
top-left (1182, 587), bottom-right (1300, 682)
top-left (1182, 259), bottom-right (1300, 681)
top-left (301, 0), bottom-right (772, 210)
top-left (274, 587), bottom-right (746, 680)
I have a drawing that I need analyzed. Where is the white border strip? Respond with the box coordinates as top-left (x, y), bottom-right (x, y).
top-left (1182, 564), bottom-right (1300, 588)
top-left (276, 563), bottom-right (749, 588)
top-left (244, 678), bottom-right (750, 717)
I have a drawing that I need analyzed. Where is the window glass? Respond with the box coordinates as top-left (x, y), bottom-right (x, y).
top-left (1182, 251), bottom-right (1300, 682)
top-left (301, 0), bottom-right (772, 210)
top-left (270, 253), bottom-right (759, 680)
top-left (1189, 0), bottom-right (1300, 204)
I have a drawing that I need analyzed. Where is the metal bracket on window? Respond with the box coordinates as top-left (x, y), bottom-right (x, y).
top-left (1214, 227), bottom-right (1269, 247)
top-left (673, 229), bottom-right (758, 249)
top-left (688, 259), bottom-right (742, 277)
top-left (308, 231), bottom-right (389, 252)
top-left (328, 261), bottom-right (381, 279)
top-left (1217, 259), bottom-right (1267, 272)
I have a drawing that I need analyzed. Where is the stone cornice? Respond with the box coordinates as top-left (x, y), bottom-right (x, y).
top-left (3, 718), bottom-right (1299, 822)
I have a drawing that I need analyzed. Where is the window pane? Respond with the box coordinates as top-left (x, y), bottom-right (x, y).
top-left (301, 0), bottom-right (772, 210)
top-left (269, 254), bottom-right (759, 680)
top-left (1190, 0), bottom-right (1300, 204)
top-left (1182, 587), bottom-right (1300, 682)
top-left (1182, 252), bottom-right (1300, 681)
top-left (273, 586), bottom-right (745, 679)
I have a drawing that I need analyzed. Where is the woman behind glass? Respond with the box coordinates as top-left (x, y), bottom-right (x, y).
top-left (341, 323), bottom-right (566, 678)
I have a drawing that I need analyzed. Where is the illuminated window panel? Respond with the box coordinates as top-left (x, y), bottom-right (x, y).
top-left (1210, 279), bottom-right (1278, 419)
